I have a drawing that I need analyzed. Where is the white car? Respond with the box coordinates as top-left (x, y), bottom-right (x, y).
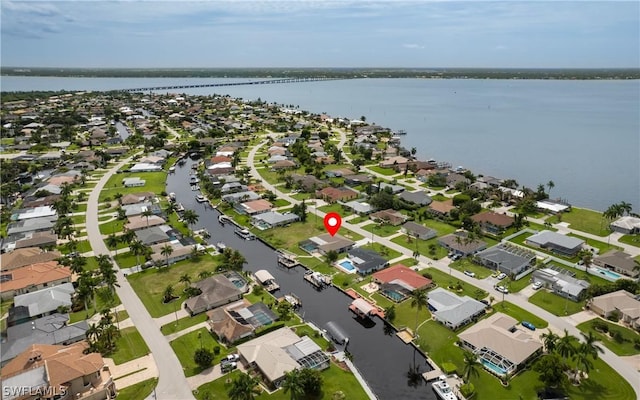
top-left (532, 281), bottom-right (543, 290)
top-left (497, 273), bottom-right (507, 280)
top-left (496, 285), bottom-right (509, 294)
top-left (225, 353), bottom-right (240, 362)
top-left (463, 270), bottom-right (475, 277)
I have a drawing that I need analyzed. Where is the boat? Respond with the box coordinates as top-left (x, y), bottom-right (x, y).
top-left (168, 166), bottom-right (176, 172)
top-left (255, 269), bottom-right (279, 292)
top-left (216, 242), bottom-right (227, 251)
top-left (431, 376), bottom-right (458, 400)
top-left (196, 194), bottom-right (206, 203)
top-left (168, 192), bottom-right (176, 202)
top-left (175, 203), bottom-right (185, 212)
top-left (280, 293), bottom-right (302, 308)
top-left (276, 250), bottom-right (299, 268)
top-left (189, 176), bottom-right (200, 184)
top-left (304, 270), bottom-right (331, 289)
top-left (190, 185), bottom-right (200, 191)
top-left (235, 228), bottom-right (255, 240)
top-left (218, 215), bottom-right (233, 225)
top-left (395, 129), bottom-right (407, 135)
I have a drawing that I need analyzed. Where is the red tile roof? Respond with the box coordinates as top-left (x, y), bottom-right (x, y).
top-left (372, 264), bottom-right (432, 291)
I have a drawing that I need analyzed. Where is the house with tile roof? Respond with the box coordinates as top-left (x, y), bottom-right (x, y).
top-left (1, 248), bottom-right (61, 271)
top-left (471, 212), bottom-right (515, 235)
top-left (0, 262), bottom-right (71, 300)
top-left (427, 287), bottom-right (487, 330)
top-left (593, 250), bottom-right (640, 278)
top-left (587, 290), bottom-right (640, 330)
top-left (185, 273), bottom-right (248, 315)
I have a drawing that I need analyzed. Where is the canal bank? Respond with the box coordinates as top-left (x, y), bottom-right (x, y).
top-left (166, 158), bottom-right (437, 400)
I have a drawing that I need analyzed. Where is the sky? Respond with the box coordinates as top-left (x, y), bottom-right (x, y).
top-left (1, 1), bottom-right (639, 69)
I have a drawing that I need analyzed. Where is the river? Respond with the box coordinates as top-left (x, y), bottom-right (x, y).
top-left (2, 76), bottom-right (638, 211)
top-left (165, 157), bottom-right (436, 400)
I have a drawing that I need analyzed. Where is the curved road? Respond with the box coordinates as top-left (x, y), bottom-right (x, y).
top-left (248, 132), bottom-right (640, 398)
top-left (86, 158), bottom-right (195, 400)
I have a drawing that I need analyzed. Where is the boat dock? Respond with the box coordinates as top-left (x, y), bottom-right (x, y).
top-left (344, 289), bottom-right (385, 319)
top-left (276, 249), bottom-right (300, 268)
top-left (303, 270), bottom-right (331, 288)
top-left (255, 269), bottom-right (279, 292)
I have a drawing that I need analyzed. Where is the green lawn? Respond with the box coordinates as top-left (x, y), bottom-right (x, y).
top-left (115, 378), bottom-right (158, 400)
top-left (424, 267), bottom-right (488, 300)
top-left (127, 255), bottom-right (222, 317)
top-left (568, 233), bottom-right (622, 253)
top-left (318, 202), bottom-right (354, 217)
top-left (391, 235), bottom-right (449, 260)
top-left (109, 327), bottom-right (150, 365)
top-left (169, 328), bottom-right (231, 377)
top-left (161, 313), bottom-right (209, 335)
top-left (558, 207), bottom-right (610, 236)
top-left (490, 301), bottom-right (548, 328)
top-left (271, 198), bottom-right (291, 208)
top-left (576, 318), bottom-right (640, 356)
top-left (360, 222), bottom-right (401, 237)
top-left (99, 171), bottom-right (167, 202)
top-left (448, 258), bottom-right (494, 279)
top-left (114, 252), bottom-right (141, 269)
top-left (618, 234), bottom-right (640, 248)
top-left (99, 219), bottom-right (126, 235)
top-left (367, 165), bottom-right (398, 176)
top-left (359, 242), bottom-right (402, 261)
top-left (68, 289), bottom-right (122, 323)
top-left (529, 289), bottom-right (584, 317)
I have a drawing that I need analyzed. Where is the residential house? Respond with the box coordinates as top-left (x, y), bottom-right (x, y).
top-left (134, 225), bottom-right (175, 246)
top-left (9, 283), bottom-right (75, 324)
top-left (251, 212), bottom-right (299, 230)
top-left (271, 160), bottom-right (297, 170)
top-left (587, 290), bottom-right (640, 330)
top-left (221, 191), bottom-right (261, 204)
top-left (372, 264), bottom-right (432, 302)
top-left (345, 248), bottom-right (388, 275)
top-left (526, 230), bottom-right (584, 257)
top-left (1, 313), bottom-right (88, 366)
top-left (536, 200), bottom-right (571, 214)
top-left (476, 176), bottom-right (503, 187)
top-left (593, 250), bottom-right (640, 279)
top-left (446, 173), bottom-right (470, 188)
top-left (315, 187), bottom-right (358, 203)
top-left (1, 248), bottom-right (61, 271)
top-left (379, 156), bottom-right (409, 170)
top-left (427, 287), bottom-right (487, 330)
top-left (129, 162), bottom-right (163, 172)
top-left (428, 199), bottom-right (456, 219)
top-left (122, 177), bottom-right (146, 187)
top-left (5, 232), bottom-right (58, 253)
top-left (1, 262), bottom-right (72, 300)
top-left (124, 215), bottom-right (166, 231)
top-left (459, 313), bottom-right (543, 376)
top-left (149, 242), bottom-right (194, 266)
top-left (343, 200), bottom-right (375, 216)
top-left (290, 174), bottom-right (325, 192)
top-left (121, 202), bottom-right (162, 217)
top-left (398, 190), bottom-right (432, 206)
top-left (207, 301), bottom-right (278, 344)
top-left (120, 192), bottom-right (155, 206)
top-left (1, 343), bottom-right (116, 399)
top-left (471, 212), bottom-right (515, 235)
top-left (236, 327), bottom-right (329, 388)
top-left (12, 206), bottom-right (57, 221)
top-left (532, 266), bottom-right (590, 301)
top-left (401, 221), bottom-right (437, 240)
top-left (377, 182), bottom-right (405, 194)
top-left (236, 199), bottom-right (273, 215)
top-left (343, 174), bottom-right (373, 186)
top-left (6, 217), bottom-right (57, 236)
top-left (438, 232), bottom-right (488, 257)
top-left (299, 234), bottom-right (355, 255)
top-left (185, 273), bottom-right (248, 315)
top-left (370, 209), bottom-right (407, 226)
top-left (610, 216), bottom-right (640, 234)
top-left (473, 244), bottom-right (536, 276)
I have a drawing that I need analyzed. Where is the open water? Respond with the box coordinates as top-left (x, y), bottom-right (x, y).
top-left (2, 76), bottom-right (638, 211)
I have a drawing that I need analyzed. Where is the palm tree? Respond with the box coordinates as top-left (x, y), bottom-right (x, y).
top-left (129, 240), bottom-right (146, 268)
top-left (547, 180), bottom-right (555, 198)
top-left (106, 234), bottom-right (120, 256)
top-left (619, 201), bottom-right (633, 216)
top-left (541, 329), bottom-right (560, 353)
top-left (462, 350), bottom-right (480, 382)
top-left (572, 350), bottom-right (593, 382)
top-left (409, 289), bottom-right (429, 336)
top-left (161, 244), bottom-right (173, 267)
top-left (281, 369), bottom-right (305, 400)
top-left (182, 209), bottom-right (199, 230)
top-left (141, 209), bottom-right (153, 227)
top-left (121, 229), bottom-right (135, 246)
top-left (165, 202), bottom-right (177, 215)
top-left (227, 373), bottom-right (261, 400)
top-left (179, 273), bottom-right (191, 290)
top-left (556, 329), bottom-right (577, 359)
top-left (579, 331), bottom-right (604, 360)
top-left (163, 285), bottom-right (175, 303)
top-left (198, 270), bottom-right (212, 280)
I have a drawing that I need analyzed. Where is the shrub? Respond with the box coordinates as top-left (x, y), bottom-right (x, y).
top-left (442, 362), bottom-right (457, 375)
top-left (460, 383), bottom-right (475, 397)
top-left (592, 320), bottom-right (608, 333)
top-left (607, 310), bottom-right (621, 322)
top-left (193, 348), bottom-right (213, 368)
top-left (213, 346), bottom-right (220, 355)
top-left (611, 330), bottom-right (625, 343)
top-left (422, 272), bottom-right (432, 279)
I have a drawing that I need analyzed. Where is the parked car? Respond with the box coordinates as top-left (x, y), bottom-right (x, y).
top-left (532, 281), bottom-right (543, 290)
top-left (463, 270), bottom-right (475, 277)
top-left (225, 353), bottom-right (240, 362)
top-left (497, 273), bottom-right (507, 280)
top-left (221, 361), bottom-right (237, 373)
top-left (496, 285), bottom-right (509, 294)
top-left (521, 321), bottom-right (536, 331)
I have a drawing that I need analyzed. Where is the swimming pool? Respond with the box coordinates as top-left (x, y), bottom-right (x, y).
top-left (338, 258), bottom-right (356, 273)
top-left (591, 267), bottom-right (622, 280)
top-left (382, 289), bottom-right (406, 302)
top-left (481, 359), bottom-right (508, 376)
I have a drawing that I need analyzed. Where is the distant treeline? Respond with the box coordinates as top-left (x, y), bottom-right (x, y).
top-left (2, 67), bottom-right (639, 80)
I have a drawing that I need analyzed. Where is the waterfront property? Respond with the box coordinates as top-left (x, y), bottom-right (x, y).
top-left (299, 233), bottom-right (355, 255)
top-left (471, 211), bottom-right (514, 236)
top-left (372, 264), bottom-right (433, 302)
top-left (344, 248), bottom-right (388, 275)
top-left (587, 290), bottom-right (640, 330)
top-left (531, 266), bottom-right (590, 301)
top-left (427, 287), bottom-right (486, 330)
top-left (236, 327), bottom-right (330, 389)
top-left (458, 313), bottom-right (543, 377)
top-left (610, 216), bottom-right (640, 234)
top-left (251, 211), bottom-right (299, 230)
top-left (473, 243), bottom-right (536, 277)
top-left (525, 230), bottom-right (584, 257)
top-left (207, 301), bottom-right (278, 344)
top-left (184, 273), bottom-right (248, 315)
top-left (593, 250), bottom-right (639, 279)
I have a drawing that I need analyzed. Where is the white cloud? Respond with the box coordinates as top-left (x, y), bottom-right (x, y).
top-left (403, 44), bottom-right (424, 49)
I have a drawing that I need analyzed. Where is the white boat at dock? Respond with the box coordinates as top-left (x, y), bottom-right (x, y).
top-left (235, 228), bottom-right (256, 240)
top-left (168, 166), bottom-right (176, 172)
top-left (276, 250), bottom-right (299, 268)
top-left (255, 269), bottom-right (280, 292)
top-left (304, 270), bottom-right (331, 288)
top-left (280, 293), bottom-right (302, 308)
top-left (218, 215), bottom-right (233, 225)
top-left (431, 376), bottom-right (458, 400)
top-left (196, 194), bottom-right (206, 203)
top-left (216, 242), bottom-right (227, 251)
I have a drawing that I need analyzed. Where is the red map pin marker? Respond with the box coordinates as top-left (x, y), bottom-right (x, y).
top-left (324, 212), bottom-right (342, 236)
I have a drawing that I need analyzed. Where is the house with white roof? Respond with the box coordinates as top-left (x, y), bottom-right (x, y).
top-left (427, 287), bottom-right (486, 330)
top-left (525, 230), bottom-right (584, 257)
top-left (610, 216), bottom-right (640, 234)
top-left (532, 266), bottom-right (590, 301)
top-left (587, 290), bottom-right (640, 330)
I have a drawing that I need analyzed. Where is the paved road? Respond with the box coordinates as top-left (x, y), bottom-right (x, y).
top-left (247, 134), bottom-right (640, 398)
top-left (85, 158), bottom-right (195, 400)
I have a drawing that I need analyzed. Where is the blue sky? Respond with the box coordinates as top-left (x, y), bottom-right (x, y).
top-left (1, 1), bottom-right (639, 68)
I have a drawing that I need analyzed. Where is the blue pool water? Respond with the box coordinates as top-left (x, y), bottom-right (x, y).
top-left (383, 290), bottom-right (406, 302)
top-left (339, 259), bottom-right (356, 272)
top-left (592, 267), bottom-right (621, 280)
top-left (481, 359), bottom-right (507, 376)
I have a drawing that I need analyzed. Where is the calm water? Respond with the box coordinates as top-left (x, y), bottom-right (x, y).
top-left (166, 160), bottom-right (435, 400)
top-left (2, 76), bottom-right (638, 211)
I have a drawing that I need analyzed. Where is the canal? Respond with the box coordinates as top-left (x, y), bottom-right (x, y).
top-left (166, 159), bottom-right (437, 400)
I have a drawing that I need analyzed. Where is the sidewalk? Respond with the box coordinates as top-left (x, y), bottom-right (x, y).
top-left (106, 354), bottom-right (159, 389)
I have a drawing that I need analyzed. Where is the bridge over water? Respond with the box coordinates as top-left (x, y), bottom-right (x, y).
top-left (120, 77), bottom-right (349, 92)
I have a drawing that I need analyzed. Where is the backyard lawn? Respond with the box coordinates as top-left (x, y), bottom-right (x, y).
top-left (115, 378), bottom-right (157, 400)
top-left (99, 171), bottom-right (167, 202)
top-left (361, 222), bottom-right (401, 237)
top-left (169, 328), bottom-right (232, 377)
top-left (391, 235), bottom-right (449, 260)
top-left (528, 289), bottom-right (585, 316)
top-left (126, 255), bottom-right (222, 318)
top-left (110, 327), bottom-right (150, 365)
top-left (360, 242), bottom-right (403, 261)
top-left (568, 233), bottom-right (622, 253)
top-left (367, 165), bottom-right (399, 176)
top-left (556, 207), bottom-right (609, 236)
top-left (424, 267), bottom-right (488, 300)
top-left (318, 202), bottom-right (353, 217)
top-left (490, 301), bottom-right (549, 328)
top-left (576, 318), bottom-right (640, 356)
